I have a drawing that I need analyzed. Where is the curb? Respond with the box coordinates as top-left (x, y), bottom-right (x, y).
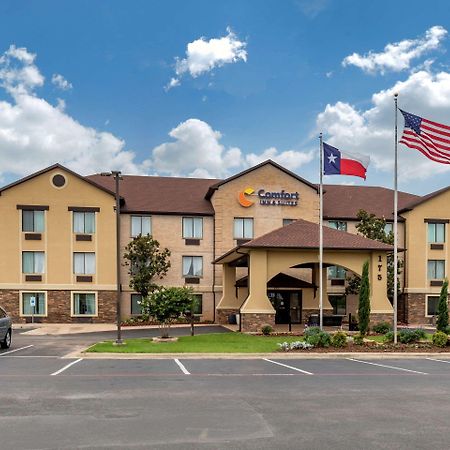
top-left (72, 351), bottom-right (450, 360)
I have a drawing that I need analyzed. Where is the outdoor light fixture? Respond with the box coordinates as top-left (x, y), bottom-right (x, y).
top-left (101, 170), bottom-right (123, 345)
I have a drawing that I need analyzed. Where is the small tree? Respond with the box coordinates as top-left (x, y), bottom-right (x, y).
top-left (358, 260), bottom-right (371, 336)
top-left (144, 287), bottom-right (194, 338)
top-left (436, 279), bottom-right (449, 332)
top-left (123, 234), bottom-right (171, 298)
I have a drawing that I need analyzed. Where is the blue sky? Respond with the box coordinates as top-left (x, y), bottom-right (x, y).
top-left (0, 0), bottom-right (449, 194)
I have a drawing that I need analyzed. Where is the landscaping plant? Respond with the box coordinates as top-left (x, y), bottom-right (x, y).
top-left (358, 260), bottom-right (371, 336)
top-left (436, 279), bottom-right (449, 332)
top-left (372, 321), bottom-right (392, 334)
top-left (261, 325), bottom-right (273, 336)
top-left (304, 327), bottom-right (331, 347)
top-left (352, 333), bottom-right (365, 345)
top-left (331, 331), bottom-right (347, 348)
top-left (432, 331), bottom-right (448, 348)
top-left (384, 329), bottom-right (426, 344)
top-left (278, 341), bottom-right (314, 351)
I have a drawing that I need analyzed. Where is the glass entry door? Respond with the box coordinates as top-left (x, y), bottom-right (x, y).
top-left (289, 292), bottom-right (302, 323)
top-left (268, 290), bottom-right (302, 324)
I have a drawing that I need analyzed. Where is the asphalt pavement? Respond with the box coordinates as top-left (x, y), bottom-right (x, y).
top-left (2, 329), bottom-right (450, 450)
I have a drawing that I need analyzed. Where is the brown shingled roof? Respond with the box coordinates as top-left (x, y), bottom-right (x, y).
top-left (398, 185), bottom-right (450, 213)
top-left (322, 185), bottom-right (420, 221)
top-left (87, 174), bottom-right (218, 215)
top-left (241, 218), bottom-right (394, 251)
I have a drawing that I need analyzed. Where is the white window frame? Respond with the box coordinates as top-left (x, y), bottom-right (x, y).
top-left (182, 256), bottom-right (203, 278)
top-left (131, 215), bottom-right (152, 238)
top-left (425, 295), bottom-right (440, 317)
top-left (182, 217), bottom-right (203, 239)
top-left (428, 222), bottom-right (445, 243)
top-left (19, 291), bottom-right (47, 317)
top-left (73, 211), bottom-right (96, 234)
top-left (73, 252), bottom-right (96, 275)
top-left (71, 291), bottom-right (98, 317)
top-left (22, 210), bottom-right (45, 233)
top-left (233, 217), bottom-right (254, 239)
top-left (427, 259), bottom-right (445, 280)
top-left (22, 251), bottom-right (45, 274)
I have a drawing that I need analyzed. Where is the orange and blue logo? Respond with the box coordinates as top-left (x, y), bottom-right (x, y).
top-left (238, 187), bottom-right (255, 207)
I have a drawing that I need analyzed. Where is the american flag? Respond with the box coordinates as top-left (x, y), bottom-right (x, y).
top-left (399, 109), bottom-right (450, 164)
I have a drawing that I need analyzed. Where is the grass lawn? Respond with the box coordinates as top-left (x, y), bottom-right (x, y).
top-left (88, 333), bottom-right (303, 353)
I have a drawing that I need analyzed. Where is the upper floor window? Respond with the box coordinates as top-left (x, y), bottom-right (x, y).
top-left (182, 256), bottom-right (203, 278)
top-left (22, 251), bottom-right (45, 274)
top-left (131, 215), bottom-right (151, 237)
top-left (428, 222), bottom-right (445, 243)
top-left (384, 223), bottom-right (393, 234)
top-left (73, 212), bottom-right (95, 234)
top-left (73, 252), bottom-right (96, 275)
top-left (234, 218), bottom-right (253, 239)
top-left (22, 210), bottom-right (45, 232)
top-left (328, 266), bottom-right (346, 279)
top-left (328, 220), bottom-right (347, 231)
top-left (427, 259), bottom-right (445, 279)
top-left (283, 219), bottom-right (295, 226)
top-left (183, 217), bottom-right (203, 239)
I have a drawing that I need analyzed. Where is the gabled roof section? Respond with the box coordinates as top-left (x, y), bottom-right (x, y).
top-left (0, 163), bottom-right (116, 197)
top-left (398, 185), bottom-right (450, 213)
top-left (205, 159), bottom-right (319, 200)
top-left (241, 218), bottom-right (394, 251)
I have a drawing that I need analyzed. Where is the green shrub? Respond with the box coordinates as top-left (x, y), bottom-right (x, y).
top-left (305, 329), bottom-right (331, 347)
top-left (358, 260), bottom-right (371, 336)
top-left (353, 333), bottom-right (365, 345)
top-left (384, 331), bottom-right (394, 343)
top-left (398, 328), bottom-right (427, 344)
top-left (331, 331), bottom-right (348, 348)
top-left (261, 325), bottom-right (273, 336)
top-left (436, 279), bottom-right (449, 332)
top-left (444, 325), bottom-right (450, 335)
top-left (372, 321), bottom-right (392, 334)
top-left (432, 331), bottom-right (448, 348)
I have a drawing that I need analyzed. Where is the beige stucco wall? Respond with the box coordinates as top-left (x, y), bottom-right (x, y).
top-left (0, 168), bottom-right (116, 292)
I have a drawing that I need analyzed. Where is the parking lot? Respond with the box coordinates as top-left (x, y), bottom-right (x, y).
top-left (2, 337), bottom-right (450, 450)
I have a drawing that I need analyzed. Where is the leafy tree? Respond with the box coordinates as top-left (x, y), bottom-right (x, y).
top-left (144, 287), bottom-right (195, 338)
top-left (436, 279), bottom-right (449, 332)
top-left (346, 209), bottom-right (401, 301)
top-left (123, 234), bottom-right (171, 298)
top-left (358, 261), bottom-right (371, 336)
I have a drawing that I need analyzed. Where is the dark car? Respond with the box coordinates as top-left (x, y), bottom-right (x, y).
top-left (0, 306), bottom-right (12, 349)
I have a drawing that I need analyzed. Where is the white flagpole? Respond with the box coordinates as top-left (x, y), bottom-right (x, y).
top-left (393, 93), bottom-right (399, 344)
top-left (319, 133), bottom-right (324, 330)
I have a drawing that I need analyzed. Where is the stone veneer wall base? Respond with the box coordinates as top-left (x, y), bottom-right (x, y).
top-left (216, 308), bottom-right (239, 325)
top-left (240, 313), bottom-right (275, 332)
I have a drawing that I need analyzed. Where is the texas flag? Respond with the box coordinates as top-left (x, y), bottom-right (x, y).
top-left (323, 142), bottom-right (370, 180)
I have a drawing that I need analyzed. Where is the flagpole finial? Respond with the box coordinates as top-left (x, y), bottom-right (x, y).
top-left (394, 92), bottom-right (398, 98)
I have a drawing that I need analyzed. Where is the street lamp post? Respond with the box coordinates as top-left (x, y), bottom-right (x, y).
top-left (101, 170), bottom-right (123, 345)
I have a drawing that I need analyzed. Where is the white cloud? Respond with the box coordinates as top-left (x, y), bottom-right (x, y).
top-left (316, 69), bottom-right (450, 181)
top-left (146, 118), bottom-right (313, 178)
top-left (0, 45), bottom-right (143, 179)
top-left (342, 26), bottom-right (447, 74)
top-left (51, 73), bottom-right (72, 90)
top-left (166, 28), bottom-right (247, 90)
top-left (295, 0), bottom-right (330, 18)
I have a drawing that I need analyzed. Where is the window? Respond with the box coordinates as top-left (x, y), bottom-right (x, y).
top-left (428, 260), bottom-right (445, 279)
top-left (131, 215), bottom-right (151, 237)
top-left (182, 217), bottom-right (203, 239)
top-left (328, 266), bottom-right (346, 279)
top-left (131, 294), bottom-right (143, 315)
top-left (191, 294), bottom-right (203, 315)
top-left (234, 218), bottom-right (253, 239)
top-left (428, 223), bottom-right (445, 243)
top-left (426, 296), bottom-right (439, 316)
top-left (22, 252), bottom-right (45, 274)
top-left (328, 221), bottom-right (347, 231)
top-left (22, 292), bottom-right (46, 316)
top-left (73, 253), bottom-right (96, 274)
top-left (22, 210), bottom-right (44, 232)
top-left (182, 256), bottom-right (203, 277)
top-left (73, 212), bottom-right (95, 234)
top-left (329, 295), bottom-right (346, 315)
top-left (72, 293), bottom-right (96, 316)
top-left (384, 223), bottom-right (393, 234)
top-left (283, 219), bottom-right (295, 226)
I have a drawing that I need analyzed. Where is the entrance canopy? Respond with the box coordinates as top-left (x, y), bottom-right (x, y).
top-left (215, 219), bottom-right (396, 332)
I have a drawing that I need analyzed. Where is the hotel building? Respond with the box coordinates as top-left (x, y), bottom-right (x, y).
top-left (0, 160), bottom-right (448, 331)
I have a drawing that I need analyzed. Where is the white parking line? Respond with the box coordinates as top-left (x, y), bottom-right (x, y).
top-left (0, 345), bottom-right (33, 356)
top-left (50, 358), bottom-right (83, 376)
top-left (346, 358), bottom-right (428, 375)
top-left (426, 357), bottom-right (450, 365)
top-left (174, 358), bottom-right (190, 375)
top-left (263, 358), bottom-right (314, 375)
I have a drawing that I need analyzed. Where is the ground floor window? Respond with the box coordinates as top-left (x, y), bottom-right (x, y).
top-left (72, 292), bottom-right (97, 316)
top-left (426, 295), bottom-right (439, 317)
top-left (191, 294), bottom-right (202, 315)
top-left (329, 295), bottom-right (346, 315)
top-left (21, 292), bottom-right (46, 316)
top-left (131, 294), bottom-right (143, 315)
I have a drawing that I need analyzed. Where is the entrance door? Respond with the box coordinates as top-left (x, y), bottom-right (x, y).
top-left (268, 291), bottom-right (302, 324)
top-left (289, 291), bottom-right (302, 324)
